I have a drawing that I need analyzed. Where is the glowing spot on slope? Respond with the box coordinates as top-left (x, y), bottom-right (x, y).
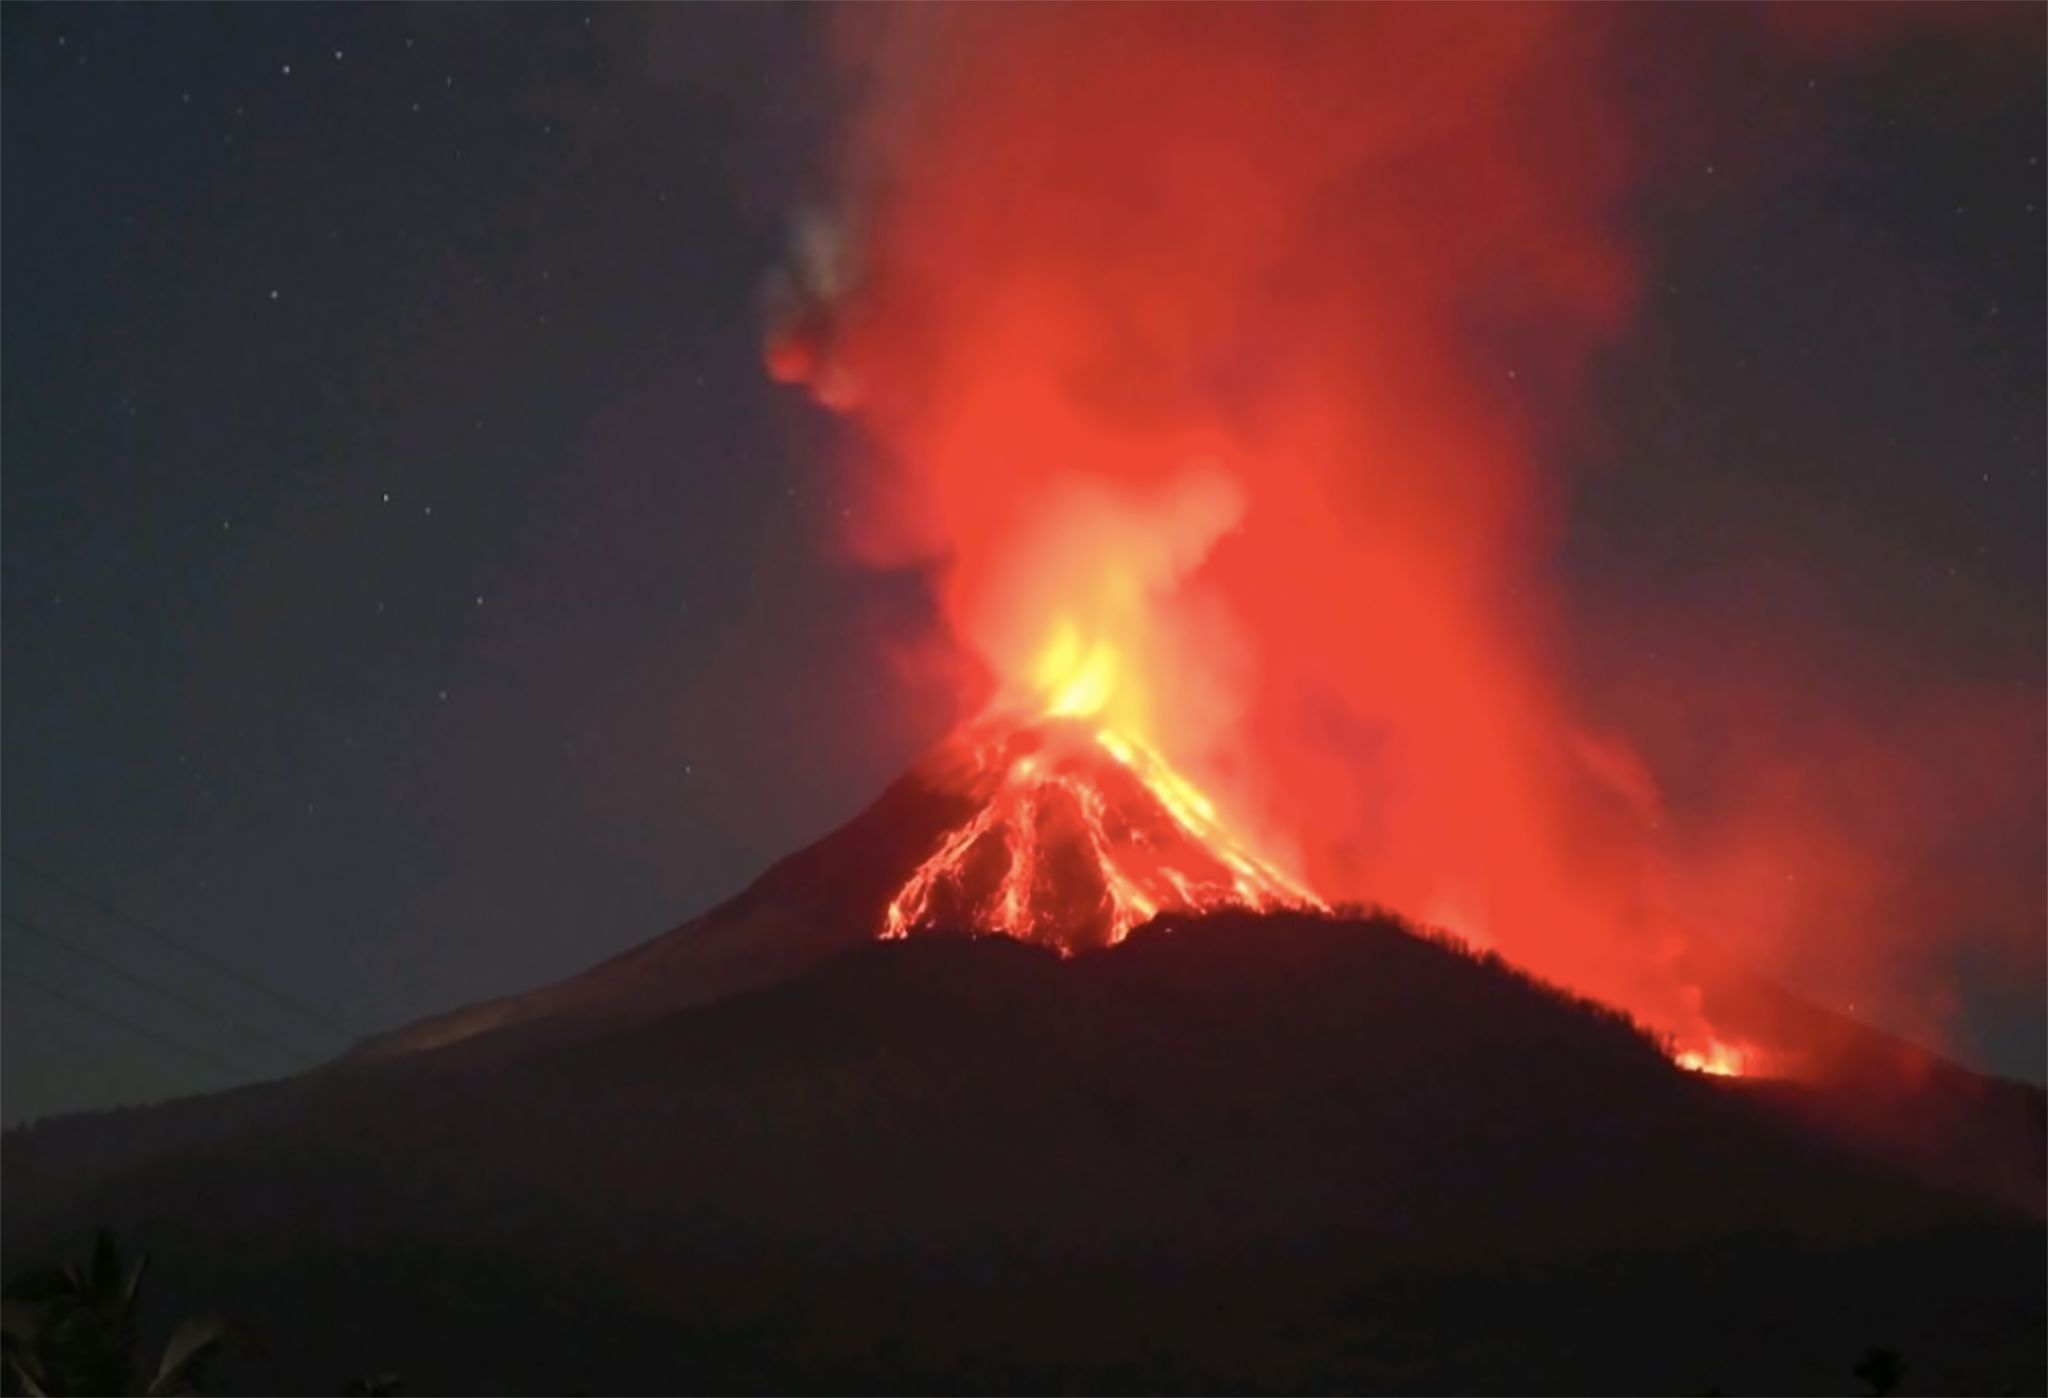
top-left (1676, 1039), bottom-right (1751, 1078)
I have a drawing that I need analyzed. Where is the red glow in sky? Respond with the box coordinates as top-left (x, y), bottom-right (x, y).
top-left (766, 5), bottom-right (2043, 1075)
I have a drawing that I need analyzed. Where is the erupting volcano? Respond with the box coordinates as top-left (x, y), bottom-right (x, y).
top-left (755, 5), bottom-right (1821, 1084)
top-left (355, 2), bottom-right (2034, 1116)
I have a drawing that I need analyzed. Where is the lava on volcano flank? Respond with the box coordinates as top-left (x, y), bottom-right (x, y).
top-left (885, 717), bottom-right (1322, 954)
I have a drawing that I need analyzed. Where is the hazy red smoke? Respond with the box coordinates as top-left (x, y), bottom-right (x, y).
top-left (765, 5), bottom-right (2041, 1069)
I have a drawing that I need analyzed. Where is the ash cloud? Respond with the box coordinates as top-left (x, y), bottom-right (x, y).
top-left (764, 5), bottom-right (2043, 1074)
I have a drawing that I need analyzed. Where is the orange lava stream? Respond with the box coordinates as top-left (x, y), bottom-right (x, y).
top-left (883, 721), bottom-right (1323, 950)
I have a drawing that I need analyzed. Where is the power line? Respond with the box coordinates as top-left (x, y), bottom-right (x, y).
top-left (4, 856), bottom-right (360, 1043)
top-left (3, 910), bottom-right (323, 1066)
top-left (7, 968), bottom-right (267, 1081)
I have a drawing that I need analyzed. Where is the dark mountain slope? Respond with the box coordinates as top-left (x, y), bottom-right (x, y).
top-left (4, 912), bottom-right (2041, 1394)
top-left (321, 715), bottom-right (2043, 1223)
top-left (339, 749), bottom-right (979, 1064)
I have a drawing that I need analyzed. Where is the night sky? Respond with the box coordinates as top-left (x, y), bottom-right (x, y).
top-left (4, 6), bottom-right (2041, 1124)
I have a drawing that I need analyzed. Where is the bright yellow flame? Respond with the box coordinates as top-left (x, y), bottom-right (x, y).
top-left (1032, 618), bottom-right (1121, 719)
top-left (1676, 1039), bottom-right (1749, 1077)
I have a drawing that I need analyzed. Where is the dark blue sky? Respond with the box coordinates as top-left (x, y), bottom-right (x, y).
top-left (3, 6), bottom-right (2040, 1123)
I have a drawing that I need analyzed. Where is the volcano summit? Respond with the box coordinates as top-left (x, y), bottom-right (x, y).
top-left (883, 717), bottom-right (1320, 952)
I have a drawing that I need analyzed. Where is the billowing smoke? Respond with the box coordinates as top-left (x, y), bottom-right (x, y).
top-left (765, 5), bottom-right (2040, 1070)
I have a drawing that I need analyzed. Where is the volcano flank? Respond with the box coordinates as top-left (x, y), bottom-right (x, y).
top-left (339, 716), bottom-right (1320, 1064)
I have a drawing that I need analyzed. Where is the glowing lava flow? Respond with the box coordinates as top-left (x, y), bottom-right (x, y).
top-left (882, 620), bottom-right (1321, 950)
top-left (883, 718), bottom-right (1322, 952)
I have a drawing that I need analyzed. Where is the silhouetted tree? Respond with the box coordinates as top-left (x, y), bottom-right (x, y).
top-left (1, 1230), bottom-right (222, 1397)
top-left (1854, 1346), bottom-right (1907, 1397)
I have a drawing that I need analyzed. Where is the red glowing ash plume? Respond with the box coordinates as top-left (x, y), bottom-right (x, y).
top-left (760, 6), bottom-right (2039, 1080)
top-left (764, 4), bottom-right (1718, 1064)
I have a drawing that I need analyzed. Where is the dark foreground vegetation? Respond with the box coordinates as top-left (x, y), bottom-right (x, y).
top-left (5, 913), bottom-right (2043, 1394)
